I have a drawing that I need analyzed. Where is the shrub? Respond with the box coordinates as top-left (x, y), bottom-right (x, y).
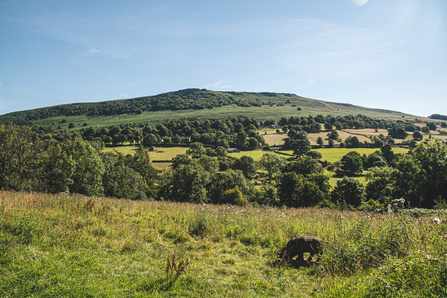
top-left (223, 188), bottom-right (248, 206)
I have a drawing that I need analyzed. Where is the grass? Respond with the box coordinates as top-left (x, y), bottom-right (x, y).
top-left (315, 147), bottom-right (409, 163)
top-left (30, 101), bottom-right (416, 130)
top-left (1, 191), bottom-right (447, 297)
top-left (228, 149), bottom-right (288, 161)
top-left (103, 146), bottom-right (189, 161)
top-left (261, 132), bottom-right (288, 146)
top-left (324, 170), bottom-right (367, 187)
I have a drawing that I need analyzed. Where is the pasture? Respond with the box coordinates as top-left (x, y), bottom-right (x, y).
top-left (315, 147), bottom-right (409, 163)
top-left (104, 146), bottom-right (189, 161)
top-left (1, 191), bottom-right (446, 297)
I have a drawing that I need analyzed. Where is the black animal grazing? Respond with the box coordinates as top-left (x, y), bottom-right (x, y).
top-left (278, 236), bottom-right (323, 261)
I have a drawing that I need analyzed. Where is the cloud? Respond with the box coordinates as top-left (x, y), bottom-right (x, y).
top-left (273, 19), bottom-right (406, 79)
top-left (86, 47), bottom-right (131, 59)
top-left (202, 81), bottom-right (233, 89)
top-left (119, 93), bottom-right (128, 97)
top-left (0, 81), bottom-right (3, 86)
top-left (306, 77), bottom-right (316, 86)
top-left (203, 81), bottom-right (224, 88)
top-left (87, 47), bottom-right (102, 55)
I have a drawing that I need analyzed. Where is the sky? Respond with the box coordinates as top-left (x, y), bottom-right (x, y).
top-left (1, 0), bottom-right (446, 117)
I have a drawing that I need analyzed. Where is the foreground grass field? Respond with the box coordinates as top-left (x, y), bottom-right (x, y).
top-left (1, 191), bottom-right (447, 297)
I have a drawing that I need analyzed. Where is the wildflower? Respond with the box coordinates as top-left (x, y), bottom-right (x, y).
top-left (432, 217), bottom-right (441, 224)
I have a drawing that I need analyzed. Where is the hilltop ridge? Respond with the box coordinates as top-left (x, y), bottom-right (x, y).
top-left (0, 89), bottom-right (416, 128)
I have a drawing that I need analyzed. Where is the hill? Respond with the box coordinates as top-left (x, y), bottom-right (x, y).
top-left (0, 89), bottom-right (416, 128)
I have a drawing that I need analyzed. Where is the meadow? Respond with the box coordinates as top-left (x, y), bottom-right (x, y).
top-left (1, 191), bottom-right (446, 297)
top-left (314, 147), bottom-right (409, 163)
top-left (29, 102), bottom-right (415, 131)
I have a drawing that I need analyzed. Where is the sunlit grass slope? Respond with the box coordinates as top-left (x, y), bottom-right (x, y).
top-left (1, 191), bottom-right (447, 297)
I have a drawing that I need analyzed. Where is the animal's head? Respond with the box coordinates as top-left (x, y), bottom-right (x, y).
top-left (278, 247), bottom-right (287, 258)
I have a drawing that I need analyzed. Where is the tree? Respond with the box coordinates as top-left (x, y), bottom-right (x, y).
top-left (421, 126), bottom-right (430, 134)
top-left (344, 136), bottom-right (361, 148)
top-left (216, 138), bottom-right (230, 149)
top-left (413, 131), bottom-right (423, 141)
top-left (284, 156), bottom-right (323, 176)
top-left (247, 137), bottom-right (259, 149)
top-left (324, 123), bottom-right (333, 131)
top-left (381, 144), bottom-right (396, 166)
top-left (171, 154), bottom-right (193, 169)
top-left (0, 124), bottom-right (44, 190)
top-left (126, 145), bottom-right (159, 193)
top-left (365, 166), bottom-right (395, 203)
top-left (160, 164), bottom-right (210, 204)
top-left (277, 172), bottom-right (328, 207)
top-left (215, 146), bottom-right (228, 157)
top-left (187, 142), bottom-right (206, 159)
top-left (427, 122), bottom-right (437, 131)
top-left (234, 155), bottom-right (257, 179)
top-left (337, 151), bottom-right (363, 176)
top-left (208, 170), bottom-right (249, 204)
top-left (331, 177), bottom-right (364, 208)
top-left (393, 140), bottom-right (447, 207)
top-left (101, 152), bottom-right (148, 200)
top-left (63, 138), bottom-right (105, 196)
top-left (277, 172), bottom-right (302, 207)
top-left (327, 130), bottom-right (339, 141)
top-left (306, 150), bottom-right (322, 159)
top-left (197, 155), bottom-right (219, 175)
top-left (388, 126), bottom-right (408, 139)
top-left (41, 142), bottom-right (76, 193)
top-left (316, 137), bottom-right (324, 147)
top-left (143, 133), bottom-right (158, 146)
top-left (172, 134), bottom-right (182, 144)
top-left (260, 153), bottom-right (285, 182)
top-left (292, 138), bottom-right (311, 156)
top-left (363, 151), bottom-right (387, 170)
top-left (236, 132), bottom-right (248, 149)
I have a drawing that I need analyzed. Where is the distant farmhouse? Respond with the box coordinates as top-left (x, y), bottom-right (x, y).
top-left (227, 148), bottom-right (240, 153)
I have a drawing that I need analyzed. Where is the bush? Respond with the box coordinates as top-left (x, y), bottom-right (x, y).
top-left (223, 188), bottom-right (248, 206)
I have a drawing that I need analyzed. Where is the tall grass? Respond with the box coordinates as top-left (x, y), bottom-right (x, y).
top-left (1, 191), bottom-right (445, 297)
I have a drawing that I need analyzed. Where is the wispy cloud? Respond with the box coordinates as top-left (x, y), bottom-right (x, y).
top-left (86, 47), bottom-right (130, 59)
top-left (306, 77), bottom-right (316, 86)
top-left (203, 81), bottom-right (223, 88)
top-left (87, 47), bottom-right (102, 55)
top-left (202, 81), bottom-right (233, 89)
top-left (14, 7), bottom-right (406, 78)
top-left (270, 19), bottom-right (406, 79)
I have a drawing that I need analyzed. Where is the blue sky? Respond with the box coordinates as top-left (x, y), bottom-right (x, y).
top-left (1, 0), bottom-right (446, 117)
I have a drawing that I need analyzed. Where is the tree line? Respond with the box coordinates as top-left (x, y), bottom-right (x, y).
top-left (1, 123), bottom-right (446, 209)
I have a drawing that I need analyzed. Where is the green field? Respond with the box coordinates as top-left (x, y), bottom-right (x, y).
top-left (2, 191), bottom-right (446, 297)
top-left (315, 147), bottom-right (409, 163)
top-left (228, 149), bottom-right (290, 161)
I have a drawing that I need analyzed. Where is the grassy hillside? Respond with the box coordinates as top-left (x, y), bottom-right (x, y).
top-left (0, 89), bottom-right (417, 129)
top-left (1, 191), bottom-right (446, 297)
